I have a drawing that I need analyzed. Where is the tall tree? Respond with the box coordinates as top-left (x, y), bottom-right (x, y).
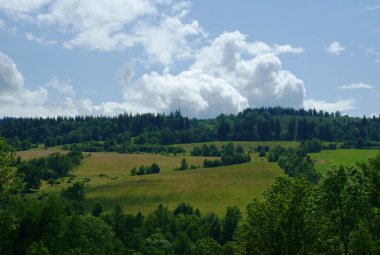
top-left (0, 137), bottom-right (24, 201)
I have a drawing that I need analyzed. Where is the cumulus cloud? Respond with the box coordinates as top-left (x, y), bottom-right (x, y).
top-left (0, 52), bottom-right (94, 117)
top-left (0, 51), bottom-right (148, 117)
top-left (304, 99), bottom-right (355, 112)
top-left (326, 41), bottom-right (345, 55)
top-left (0, 0), bottom-right (203, 65)
top-left (124, 31), bottom-right (306, 118)
top-left (133, 14), bottom-right (205, 64)
top-left (340, 83), bottom-right (374, 90)
top-left (0, 2), bottom-right (311, 118)
top-left (0, 52), bottom-right (51, 116)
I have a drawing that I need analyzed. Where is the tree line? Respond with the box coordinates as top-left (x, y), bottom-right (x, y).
top-left (1, 107), bottom-right (380, 151)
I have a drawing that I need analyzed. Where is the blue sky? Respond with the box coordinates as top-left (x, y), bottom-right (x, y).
top-left (0, 0), bottom-right (379, 118)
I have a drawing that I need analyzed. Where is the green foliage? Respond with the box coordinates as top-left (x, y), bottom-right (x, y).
top-left (70, 141), bottom-right (185, 154)
top-left (0, 137), bottom-right (24, 201)
top-left (131, 163), bottom-right (161, 176)
top-left (173, 202), bottom-right (194, 216)
top-left (316, 164), bottom-right (378, 254)
top-left (61, 181), bottom-right (85, 202)
top-left (3, 107), bottom-right (380, 152)
top-left (0, 195), bottom-right (124, 254)
top-left (243, 177), bottom-right (320, 254)
top-left (62, 215), bottom-right (125, 254)
top-left (180, 158), bottom-right (188, 170)
top-left (202, 143), bottom-right (251, 168)
top-left (222, 206), bottom-right (242, 244)
top-left (16, 150), bottom-right (83, 192)
top-left (91, 201), bottom-right (104, 217)
top-left (191, 144), bottom-right (221, 157)
top-left (194, 237), bottom-right (222, 255)
top-left (300, 139), bottom-right (323, 153)
top-left (272, 146), bottom-right (321, 183)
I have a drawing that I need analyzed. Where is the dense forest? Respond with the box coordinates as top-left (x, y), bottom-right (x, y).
top-left (0, 136), bottom-right (379, 254)
top-left (1, 107), bottom-right (380, 151)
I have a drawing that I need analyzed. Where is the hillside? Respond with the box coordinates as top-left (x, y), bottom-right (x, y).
top-left (18, 149), bottom-right (282, 215)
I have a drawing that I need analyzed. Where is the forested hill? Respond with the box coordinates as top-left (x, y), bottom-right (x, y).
top-left (1, 107), bottom-right (379, 150)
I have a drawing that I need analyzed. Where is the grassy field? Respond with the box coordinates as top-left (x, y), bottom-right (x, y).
top-left (22, 150), bottom-right (283, 216)
top-left (310, 149), bottom-right (379, 175)
top-left (17, 147), bottom-right (65, 160)
top-left (21, 141), bottom-right (380, 215)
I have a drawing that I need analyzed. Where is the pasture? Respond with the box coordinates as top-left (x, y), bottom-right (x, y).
top-left (21, 150), bottom-right (283, 216)
top-left (310, 149), bottom-right (379, 175)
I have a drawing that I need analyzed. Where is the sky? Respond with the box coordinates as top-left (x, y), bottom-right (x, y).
top-left (0, 0), bottom-right (379, 118)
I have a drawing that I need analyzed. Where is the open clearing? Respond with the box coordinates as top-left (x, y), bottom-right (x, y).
top-left (310, 149), bottom-right (379, 175)
top-left (19, 141), bottom-right (379, 215)
top-left (23, 150), bottom-right (283, 216)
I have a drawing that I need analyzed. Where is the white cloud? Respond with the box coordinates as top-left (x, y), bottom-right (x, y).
top-left (25, 32), bottom-right (57, 45)
top-left (0, 0), bottom-right (51, 15)
top-left (133, 14), bottom-right (205, 64)
top-left (123, 31), bottom-right (306, 118)
top-left (45, 78), bottom-right (75, 95)
top-left (0, 52), bottom-right (51, 116)
top-left (125, 70), bottom-right (249, 118)
top-left (0, 0), bottom-right (203, 65)
top-left (304, 99), bottom-right (355, 112)
top-left (273, 44), bottom-right (304, 55)
top-left (326, 41), bottom-right (345, 55)
top-left (78, 99), bottom-right (155, 116)
top-left (0, 51), bottom-right (149, 117)
top-left (368, 6), bottom-right (380, 11)
top-left (340, 83), bottom-right (374, 90)
top-left (0, 18), bottom-right (4, 29)
top-left (0, 52), bottom-right (24, 92)
top-left (0, 3), bottom-right (310, 118)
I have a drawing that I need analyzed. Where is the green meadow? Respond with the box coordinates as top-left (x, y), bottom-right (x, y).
top-left (19, 149), bottom-right (283, 216)
top-left (310, 149), bottom-right (380, 175)
top-left (17, 141), bottom-right (380, 216)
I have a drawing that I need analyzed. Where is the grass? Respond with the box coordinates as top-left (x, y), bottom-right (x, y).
top-left (16, 147), bottom-right (65, 160)
top-left (19, 141), bottom-right (380, 215)
top-left (30, 151), bottom-right (283, 216)
top-left (310, 149), bottom-right (380, 175)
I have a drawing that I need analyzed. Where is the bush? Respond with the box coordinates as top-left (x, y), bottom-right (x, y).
top-left (131, 163), bottom-right (160, 176)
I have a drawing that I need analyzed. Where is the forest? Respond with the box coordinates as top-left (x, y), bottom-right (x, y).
top-left (0, 107), bottom-right (380, 254)
top-left (1, 107), bottom-right (379, 151)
